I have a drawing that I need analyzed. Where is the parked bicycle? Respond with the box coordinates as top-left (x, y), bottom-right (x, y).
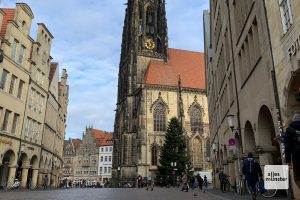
top-left (246, 179), bottom-right (277, 198)
top-left (4, 179), bottom-right (20, 190)
top-left (236, 175), bottom-right (244, 195)
top-left (224, 175), bottom-right (233, 192)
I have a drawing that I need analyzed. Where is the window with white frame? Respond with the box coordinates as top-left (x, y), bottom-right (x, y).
top-left (18, 45), bottom-right (25, 64)
top-left (9, 75), bottom-right (17, 95)
top-left (2, 110), bottom-right (11, 131)
top-left (279, 0), bottom-right (293, 33)
top-left (11, 113), bottom-right (19, 134)
top-left (11, 40), bottom-right (18, 59)
top-left (0, 69), bottom-right (9, 90)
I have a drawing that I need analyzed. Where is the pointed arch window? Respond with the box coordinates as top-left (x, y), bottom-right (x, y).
top-left (153, 103), bottom-right (166, 132)
top-left (192, 137), bottom-right (203, 168)
top-left (146, 6), bottom-right (155, 35)
top-left (190, 107), bottom-right (202, 133)
top-left (151, 146), bottom-right (158, 166)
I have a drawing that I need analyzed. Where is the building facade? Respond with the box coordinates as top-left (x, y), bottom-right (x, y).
top-left (112, 0), bottom-right (210, 185)
top-left (62, 139), bottom-right (81, 187)
top-left (98, 138), bottom-right (113, 185)
top-left (0, 3), bottom-right (69, 189)
top-left (264, 0), bottom-right (300, 196)
top-left (62, 128), bottom-right (113, 187)
top-left (204, 0), bottom-right (296, 192)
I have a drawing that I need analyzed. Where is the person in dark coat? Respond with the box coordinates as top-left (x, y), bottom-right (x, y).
top-left (203, 175), bottom-right (208, 193)
top-left (218, 171), bottom-right (226, 192)
top-left (242, 152), bottom-right (262, 200)
top-left (196, 174), bottom-right (203, 190)
top-left (285, 112), bottom-right (300, 187)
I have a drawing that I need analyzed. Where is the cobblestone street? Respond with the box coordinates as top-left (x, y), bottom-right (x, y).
top-left (0, 188), bottom-right (289, 200)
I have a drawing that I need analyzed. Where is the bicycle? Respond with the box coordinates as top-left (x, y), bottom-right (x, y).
top-left (224, 176), bottom-right (233, 192)
top-left (246, 179), bottom-right (277, 198)
top-left (236, 175), bottom-right (244, 195)
top-left (4, 179), bottom-right (20, 190)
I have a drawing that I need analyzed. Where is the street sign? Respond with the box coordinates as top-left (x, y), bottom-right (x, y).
top-left (228, 138), bottom-right (236, 146)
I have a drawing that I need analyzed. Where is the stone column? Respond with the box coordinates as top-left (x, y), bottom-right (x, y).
top-left (7, 166), bottom-right (16, 186)
top-left (37, 172), bottom-right (43, 188)
top-left (47, 173), bottom-right (51, 188)
top-left (228, 160), bottom-right (235, 185)
top-left (20, 167), bottom-right (29, 188)
top-left (31, 169), bottom-right (39, 189)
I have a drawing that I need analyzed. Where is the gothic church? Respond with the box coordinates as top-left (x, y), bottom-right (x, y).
top-left (112, 0), bottom-right (210, 183)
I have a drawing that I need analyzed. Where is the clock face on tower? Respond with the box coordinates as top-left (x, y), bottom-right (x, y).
top-left (144, 38), bottom-right (156, 50)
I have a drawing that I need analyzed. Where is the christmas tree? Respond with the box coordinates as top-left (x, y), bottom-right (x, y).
top-left (157, 117), bottom-right (193, 183)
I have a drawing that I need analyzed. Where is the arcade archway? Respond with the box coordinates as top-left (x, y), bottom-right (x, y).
top-left (0, 150), bottom-right (16, 188)
top-left (257, 105), bottom-right (281, 165)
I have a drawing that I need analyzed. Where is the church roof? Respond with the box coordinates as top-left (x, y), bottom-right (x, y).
top-left (0, 9), bottom-right (15, 37)
top-left (144, 48), bottom-right (205, 90)
top-left (90, 129), bottom-right (113, 147)
top-left (71, 139), bottom-right (82, 150)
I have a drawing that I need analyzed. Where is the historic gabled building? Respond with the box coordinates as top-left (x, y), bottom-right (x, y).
top-left (62, 138), bottom-right (81, 186)
top-left (62, 127), bottom-right (113, 187)
top-left (113, 0), bottom-right (210, 184)
top-left (0, 3), bottom-right (69, 189)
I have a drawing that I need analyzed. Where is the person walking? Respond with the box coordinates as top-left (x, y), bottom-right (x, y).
top-left (192, 175), bottom-right (198, 196)
top-left (146, 174), bottom-right (153, 191)
top-left (181, 172), bottom-right (188, 192)
top-left (219, 171), bottom-right (226, 192)
top-left (242, 152), bottom-right (263, 200)
top-left (43, 175), bottom-right (49, 190)
top-left (285, 112), bottom-right (300, 188)
top-left (203, 175), bottom-right (208, 193)
top-left (137, 175), bottom-right (142, 188)
top-left (197, 174), bottom-right (204, 190)
top-left (166, 176), bottom-right (171, 188)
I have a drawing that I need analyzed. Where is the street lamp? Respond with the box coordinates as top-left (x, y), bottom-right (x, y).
top-left (171, 162), bottom-right (177, 187)
top-left (227, 114), bottom-right (235, 132)
top-left (117, 166), bottom-right (121, 188)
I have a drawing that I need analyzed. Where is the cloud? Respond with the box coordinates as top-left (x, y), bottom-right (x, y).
top-left (2, 0), bottom-right (209, 139)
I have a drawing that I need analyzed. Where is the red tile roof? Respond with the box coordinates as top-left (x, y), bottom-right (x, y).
top-left (72, 139), bottom-right (82, 150)
top-left (0, 9), bottom-right (15, 37)
top-left (91, 129), bottom-right (113, 146)
top-left (144, 48), bottom-right (206, 90)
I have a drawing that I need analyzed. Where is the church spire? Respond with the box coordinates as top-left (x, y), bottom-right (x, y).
top-left (121, 0), bottom-right (168, 60)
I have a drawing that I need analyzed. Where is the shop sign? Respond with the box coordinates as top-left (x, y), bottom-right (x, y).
top-left (288, 35), bottom-right (300, 57)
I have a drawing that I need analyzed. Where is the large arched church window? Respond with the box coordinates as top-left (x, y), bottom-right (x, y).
top-left (190, 107), bottom-right (202, 133)
top-left (151, 145), bottom-right (158, 166)
top-left (153, 103), bottom-right (166, 132)
top-left (192, 137), bottom-right (203, 168)
top-left (146, 6), bottom-right (155, 35)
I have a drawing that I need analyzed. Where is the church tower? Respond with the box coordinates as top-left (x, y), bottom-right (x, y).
top-left (113, 0), bottom-right (168, 183)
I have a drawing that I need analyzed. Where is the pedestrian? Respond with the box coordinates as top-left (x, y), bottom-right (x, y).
top-left (146, 174), bottom-right (153, 191)
top-left (43, 175), bottom-right (49, 190)
top-left (166, 176), bottom-right (171, 188)
top-left (137, 175), bottom-right (142, 188)
top-left (196, 174), bottom-right (203, 190)
top-left (242, 152), bottom-right (263, 200)
top-left (285, 112), bottom-right (300, 188)
top-left (203, 175), bottom-right (208, 193)
top-left (159, 177), bottom-right (163, 187)
top-left (181, 172), bottom-right (188, 192)
top-left (191, 176), bottom-right (198, 196)
top-left (218, 170), bottom-right (226, 192)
